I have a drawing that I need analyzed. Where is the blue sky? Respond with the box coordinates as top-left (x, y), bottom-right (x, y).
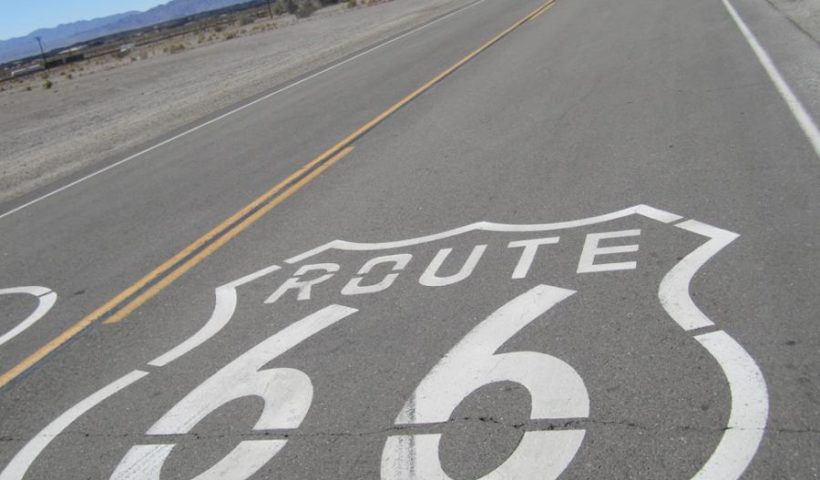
top-left (0, 0), bottom-right (168, 40)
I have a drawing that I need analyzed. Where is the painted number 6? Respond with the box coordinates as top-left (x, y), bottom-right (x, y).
top-left (111, 304), bottom-right (356, 480)
top-left (381, 285), bottom-right (589, 480)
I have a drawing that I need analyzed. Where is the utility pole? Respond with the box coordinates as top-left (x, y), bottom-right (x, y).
top-left (35, 36), bottom-right (48, 69)
top-left (266, 0), bottom-right (273, 19)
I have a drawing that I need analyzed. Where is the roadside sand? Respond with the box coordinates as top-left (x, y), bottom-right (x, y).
top-left (0, 0), bottom-right (470, 205)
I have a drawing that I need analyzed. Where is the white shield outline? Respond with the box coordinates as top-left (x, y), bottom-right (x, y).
top-left (0, 204), bottom-right (769, 480)
top-left (0, 286), bottom-right (57, 348)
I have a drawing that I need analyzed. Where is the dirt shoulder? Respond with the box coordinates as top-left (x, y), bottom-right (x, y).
top-left (0, 0), bottom-right (471, 205)
top-left (766, 0), bottom-right (820, 43)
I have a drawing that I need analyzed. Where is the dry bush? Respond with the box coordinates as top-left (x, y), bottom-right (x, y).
top-left (272, 1), bottom-right (290, 15)
top-left (295, 1), bottom-right (317, 17)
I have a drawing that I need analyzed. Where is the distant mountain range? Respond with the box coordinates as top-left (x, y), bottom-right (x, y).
top-left (0, 0), bottom-right (253, 64)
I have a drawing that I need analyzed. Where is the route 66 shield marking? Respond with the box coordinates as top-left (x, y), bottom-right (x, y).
top-left (1, 205), bottom-right (768, 480)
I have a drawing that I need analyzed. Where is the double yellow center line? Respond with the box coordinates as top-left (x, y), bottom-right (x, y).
top-left (0, 0), bottom-right (557, 390)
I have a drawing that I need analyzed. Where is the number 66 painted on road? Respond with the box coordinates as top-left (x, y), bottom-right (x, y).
top-left (111, 285), bottom-right (586, 479)
top-left (381, 285), bottom-right (589, 479)
top-left (111, 305), bottom-right (357, 480)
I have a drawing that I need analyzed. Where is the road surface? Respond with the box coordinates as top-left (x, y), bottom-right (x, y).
top-left (1, 0), bottom-right (819, 478)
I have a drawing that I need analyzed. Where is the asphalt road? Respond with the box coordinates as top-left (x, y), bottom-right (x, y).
top-left (1, 0), bottom-right (819, 478)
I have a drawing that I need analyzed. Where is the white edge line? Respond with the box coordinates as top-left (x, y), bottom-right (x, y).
top-left (0, 370), bottom-right (148, 480)
top-left (0, 0), bottom-right (488, 222)
top-left (285, 204), bottom-right (680, 263)
top-left (721, 0), bottom-right (820, 158)
top-left (691, 330), bottom-right (769, 480)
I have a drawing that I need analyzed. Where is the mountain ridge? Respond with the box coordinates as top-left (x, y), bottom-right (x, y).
top-left (1, 0), bottom-right (253, 64)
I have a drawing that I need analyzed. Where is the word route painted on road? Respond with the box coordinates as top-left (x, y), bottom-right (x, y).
top-left (265, 228), bottom-right (641, 304)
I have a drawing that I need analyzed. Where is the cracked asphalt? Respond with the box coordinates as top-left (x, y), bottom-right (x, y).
top-left (1, 0), bottom-right (819, 478)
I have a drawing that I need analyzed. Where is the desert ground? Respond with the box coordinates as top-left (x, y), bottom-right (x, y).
top-left (0, 0), bottom-right (469, 204)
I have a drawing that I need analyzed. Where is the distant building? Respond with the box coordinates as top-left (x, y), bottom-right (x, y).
top-left (59, 45), bottom-right (87, 55)
top-left (11, 64), bottom-right (44, 77)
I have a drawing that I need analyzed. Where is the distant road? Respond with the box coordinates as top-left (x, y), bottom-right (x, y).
top-left (1, 0), bottom-right (818, 478)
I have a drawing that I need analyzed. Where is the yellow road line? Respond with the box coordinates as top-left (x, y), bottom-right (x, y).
top-left (103, 146), bottom-right (354, 324)
top-left (0, 0), bottom-right (557, 390)
top-left (57, 144), bottom-right (343, 330)
top-left (531, 1), bottom-right (555, 20)
top-left (327, 0), bottom-right (556, 150)
top-left (0, 148), bottom-right (351, 389)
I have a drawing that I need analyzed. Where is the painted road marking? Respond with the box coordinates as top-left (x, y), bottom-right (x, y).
top-left (101, 145), bottom-right (354, 326)
top-left (111, 440), bottom-right (286, 480)
top-left (508, 237), bottom-right (560, 279)
top-left (263, 228), bottom-right (642, 304)
top-left (692, 330), bottom-right (769, 480)
top-left (418, 244), bottom-right (488, 287)
top-left (576, 229), bottom-right (641, 273)
top-left (0, 370), bottom-right (149, 480)
top-left (147, 264), bottom-right (282, 368)
top-left (112, 305), bottom-right (357, 480)
top-left (284, 205), bottom-right (682, 263)
top-left (721, 0), bottom-right (820, 158)
top-left (0, 0), bottom-right (560, 391)
top-left (529, 0), bottom-right (554, 20)
top-left (0, 287), bottom-right (57, 347)
top-left (341, 253), bottom-right (413, 296)
top-left (659, 220), bottom-right (739, 331)
top-left (383, 285), bottom-right (588, 480)
top-left (0, 145), bottom-right (351, 390)
top-left (0, 206), bottom-right (770, 479)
